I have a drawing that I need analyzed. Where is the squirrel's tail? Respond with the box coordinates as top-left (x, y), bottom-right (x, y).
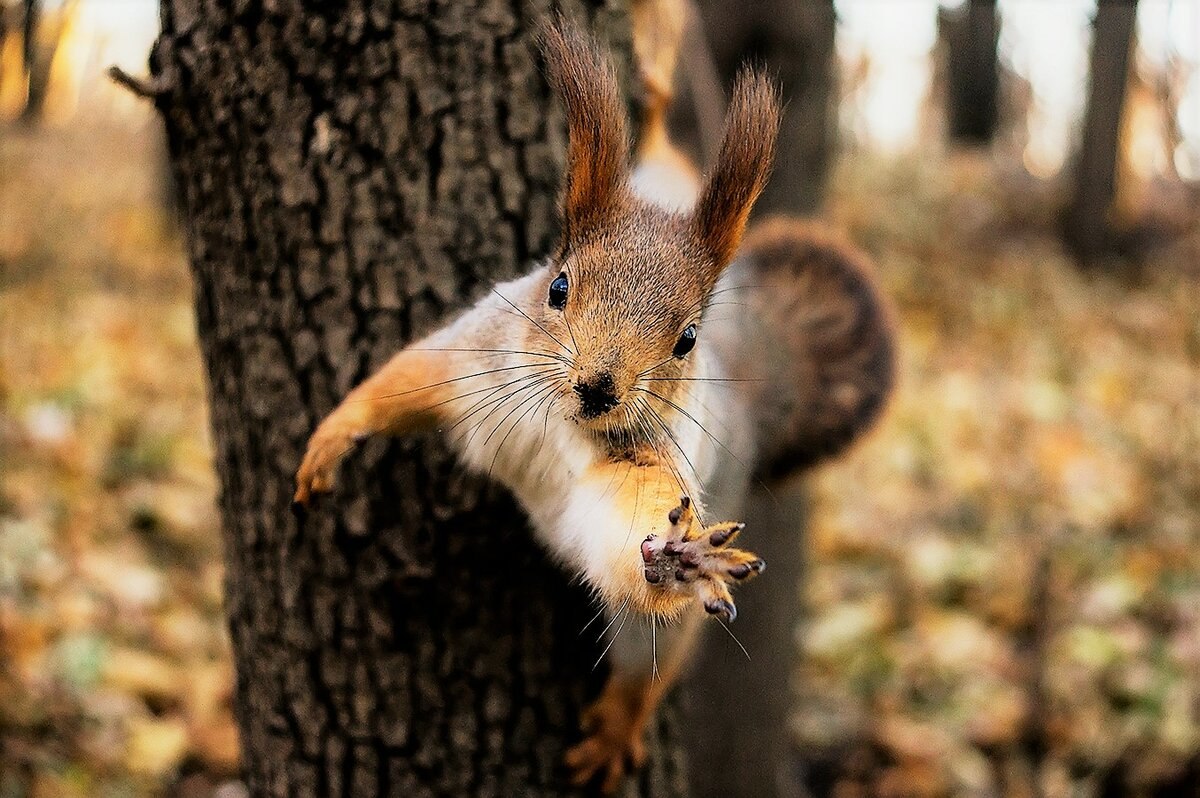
top-left (629, 0), bottom-right (703, 204)
top-left (632, 0), bottom-right (687, 146)
top-left (730, 217), bottom-right (897, 480)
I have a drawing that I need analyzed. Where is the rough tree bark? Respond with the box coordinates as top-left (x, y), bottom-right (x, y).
top-left (940, 0), bottom-right (999, 144)
top-left (1064, 0), bottom-right (1139, 266)
top-left (150, 2), bottom-right (689, 795)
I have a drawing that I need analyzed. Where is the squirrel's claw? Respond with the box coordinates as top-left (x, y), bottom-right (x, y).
top-left (293, 423), bottom-right (361, 507)
top-left (641, 497), bottom-right (762, 621)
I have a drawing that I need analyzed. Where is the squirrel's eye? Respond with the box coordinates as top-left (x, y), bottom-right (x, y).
top-left (548, 273), bottom-right (568, 310)
top-left (673, 324), bottom-right (697, 358)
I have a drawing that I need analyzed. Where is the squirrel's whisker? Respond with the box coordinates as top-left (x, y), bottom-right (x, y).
top-left (579, 602), bottom-right (607, 637)
top-left (532, 385), bottom-right (562, 464)
top-left (643, 376), bottom-right (763, 384)
top-left (491, 288), bottom-right (573, 356)
top-left (629, 400), bottom-right (689, 505)
top-left (465, 373), bottom-right (564, 453)
top-left (636, 355), bottom-right (678, 379)
top-left (594, 598), bottom-right (632, 671)
top-left (635, 387), bottom-right (748, 477)
top-left (487, 380), bottom-right (563, 479)
top-left (420, 368), bottom-right (562, 421)
top-left (637, 401), bottom-right (705, 518)
top-left (651, 616), bottom-right (659, 682)
top-left (517, 384), bottom-right (562, 466)
top-left (637, 386), bottom-right (781, 509)
top-left (442, 369), bottom-right (560, 434)
top-left (562, 308), bottom-right (581, 355)
top-left (354, 361), bottom-right (552, 403)
top-left (717, 617), bottom-right (752, 661)
top-left (483, 377), bottom-right (560, 449)
top-left (680, 283), bottom-right (762, 317)
top-left (594, 597), bottom-right (630, 650)
top-left (459, 373), bottom-right (562, 452)
top-left (407, 346), bottom-right (572, 365)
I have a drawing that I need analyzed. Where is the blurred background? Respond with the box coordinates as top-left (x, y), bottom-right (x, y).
top-left (0, 1), bottom-right (1197, 796)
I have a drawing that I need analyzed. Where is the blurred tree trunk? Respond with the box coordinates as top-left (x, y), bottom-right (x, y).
top-left (19, 0), bottom-right (76, 126)
top-left (151, 2), bottom-right (689, 796)
top-left (1064, 0), bottom-right (1139, 266)
top-left (691, 0), bottom-right (836, 214)
top-left (20, 0), bottom-right (42, 123)
top-left (681, 5), bottom-right (835, 796)
top-left (940, 0), bottom-right (999, 144)
top-left (0, 7), bottom-right (8, 86)
top-left (686, 486), bottom-right (810, 798)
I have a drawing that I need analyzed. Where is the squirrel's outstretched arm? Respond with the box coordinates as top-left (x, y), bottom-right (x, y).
top-left (291, 292), bottom-right (546, 505)
top-left (293, 346), bottom-right (456, 504)
top-left (555, 456), bottom-right (761, 791)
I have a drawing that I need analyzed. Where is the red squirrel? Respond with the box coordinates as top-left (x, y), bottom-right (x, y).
top-left (294, 10), bottom-right (894, 793)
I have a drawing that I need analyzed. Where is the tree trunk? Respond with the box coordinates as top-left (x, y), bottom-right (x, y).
top-left (20, 0), bottom-right (43, 124)
top-left (686, 484), bottom-right (809, 798)
top-left (690, 0), bottom-right (836, 214)
top-left (1064, 0), bottom-right (1139, 266)
top-left (151, 2), bottom-right (688, 795)
top-left (940, 0), bottom-right (999, 144)
top-left (678, 6), bottom-right (835, 797)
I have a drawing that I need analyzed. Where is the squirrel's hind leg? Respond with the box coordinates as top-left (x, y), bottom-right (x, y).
top-left (565, 607), bottom-right (703, 793)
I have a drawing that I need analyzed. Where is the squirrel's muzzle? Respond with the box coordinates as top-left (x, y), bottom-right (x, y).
top-left (575, 372), bottom-right (620, 418)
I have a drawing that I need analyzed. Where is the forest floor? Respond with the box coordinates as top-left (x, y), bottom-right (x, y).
top-left (799, 152), bottom-right (1200, 796)
top-left (1, 122), bottom-right (238, 798)
top-left (1, 120), bottom-right (1198, 798)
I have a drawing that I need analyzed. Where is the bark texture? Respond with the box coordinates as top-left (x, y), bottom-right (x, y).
top-left (152, 2), bottom-right (688, 795)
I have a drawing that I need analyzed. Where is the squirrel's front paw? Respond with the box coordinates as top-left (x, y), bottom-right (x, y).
top-left (640, 496), bottom-right (764, 622)
top-left (293, 420), bottom-right (365, 507)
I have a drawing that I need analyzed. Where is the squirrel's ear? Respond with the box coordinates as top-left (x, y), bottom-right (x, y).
top-left (541, 18), bottom-right (630, 249)
top-left (692, 69), bottom-right (780, 273)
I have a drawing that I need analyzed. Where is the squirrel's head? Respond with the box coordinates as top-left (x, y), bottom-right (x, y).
top-left (535, 20), bottom-right (779, 432)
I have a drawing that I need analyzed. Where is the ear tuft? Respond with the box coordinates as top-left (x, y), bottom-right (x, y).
top-left (540, 17), bottom-right (630, 249)
top-left (691, 69), bottom-right (781, 272)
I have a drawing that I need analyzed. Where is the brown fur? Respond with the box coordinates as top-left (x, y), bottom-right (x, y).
top-left (691, 70), bottom-right (780, 270)
top-left (541, 20), bottom-right (630, 249)
top-left (535, 21), bottom-right (782, 439)
top-left (293, 349), bottom-right (454, 504)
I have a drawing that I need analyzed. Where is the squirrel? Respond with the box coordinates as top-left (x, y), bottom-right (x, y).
top-left (294, 7), bottom-right (894, 793)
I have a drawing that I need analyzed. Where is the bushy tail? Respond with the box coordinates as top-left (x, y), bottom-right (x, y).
top-left (735, 217), bottom-right (896, 479)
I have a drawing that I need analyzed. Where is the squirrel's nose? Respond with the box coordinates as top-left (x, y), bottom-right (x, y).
top-left (575, 372), bottom-right (619, 418)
